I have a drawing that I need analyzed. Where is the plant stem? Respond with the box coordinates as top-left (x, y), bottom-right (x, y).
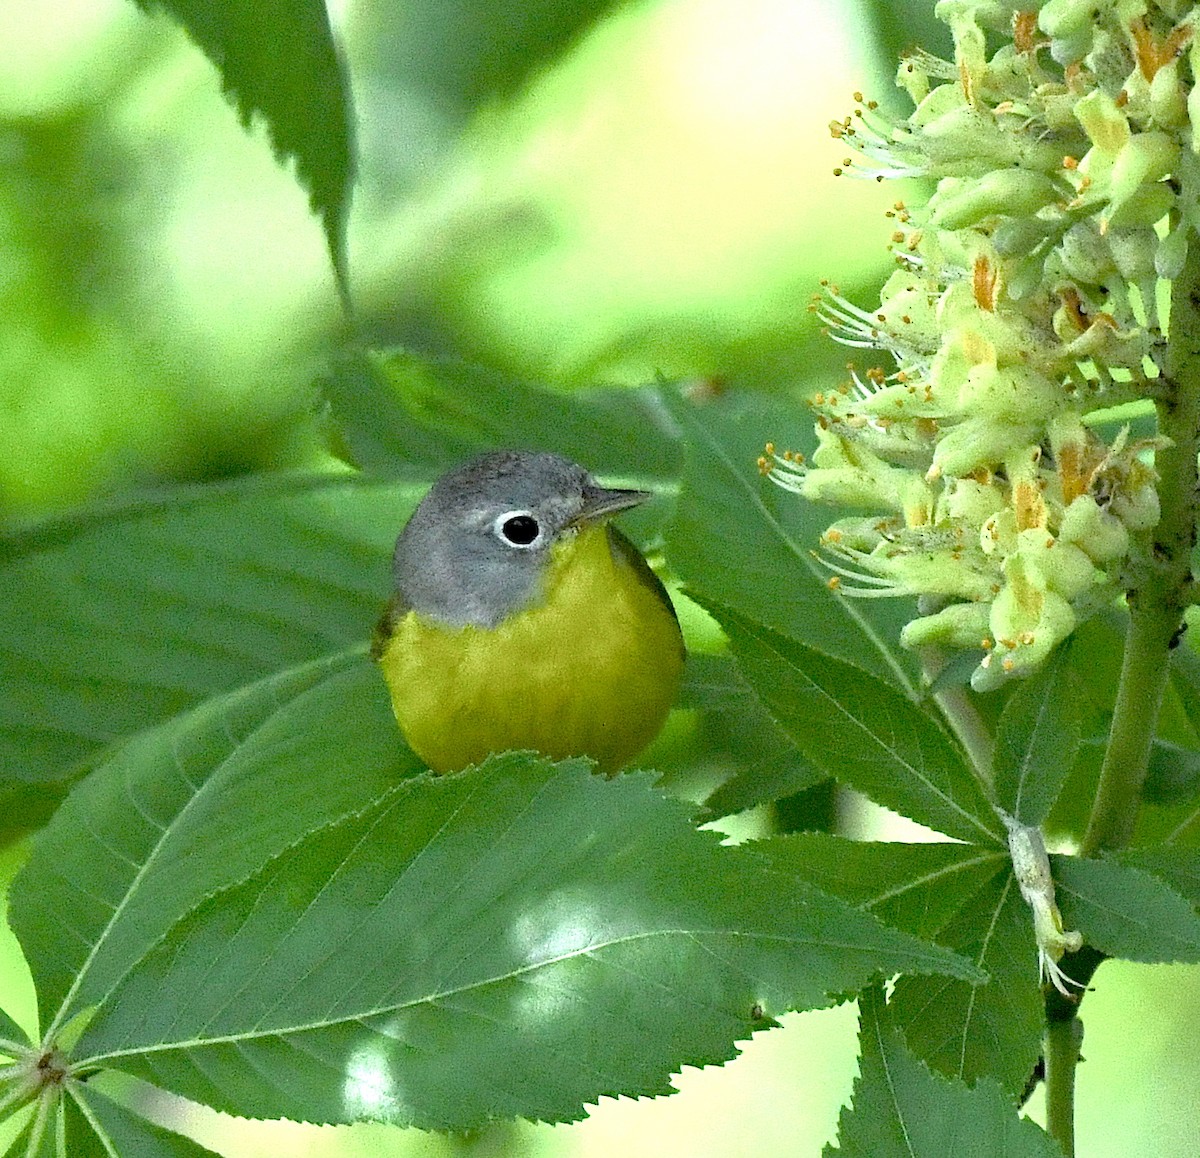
top-left (1043, 1015), bottom-right (1083, 1157)
top-left (1081, 239), bottom-right (1200, 857)
top-left (918, 646), bottom-right (995, 790)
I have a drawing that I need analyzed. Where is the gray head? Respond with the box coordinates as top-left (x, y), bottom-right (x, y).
top-left (393, 451), bottom-right (648, 628)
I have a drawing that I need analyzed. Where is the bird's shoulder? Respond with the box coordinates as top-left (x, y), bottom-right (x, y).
top-left (370, 590), bottom-right (413, 660)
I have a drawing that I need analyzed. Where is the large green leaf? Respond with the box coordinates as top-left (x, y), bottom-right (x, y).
top-left (888, 870), bottom-right (1044, 1097)
top-left (0, 474), bottom-right (410, 787)
top-left (718, 607), bottom-right (1003, 846)
top-left (662, 392), bottom-right (922, 694)
top-left (131, 0), bottom-right (355, 291)
top-left (758, 833), bottom-right (1042, 1096)
top-left (9, 651), bottom-right (421, 1034)
top-left (72, 756), bottom-right (980, 1130)
top-left (322, 351), bottom-right (682, 483)
top-left (1053, 855), bottom-right (1200, 963)
top-left (825, 987), bottom-right (1059, 1158)
top-left (993, 646), bottom-right (1080, 825)
top-left (757, 834), bottom-right (1006, 941)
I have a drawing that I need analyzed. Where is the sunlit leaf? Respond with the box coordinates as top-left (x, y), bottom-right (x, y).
top-left (1053, 855), bottom-right (1200, 963)
top-left (825, 987), bottom-right (1059, 1158)
top-left (72, 756), bottom-right (981, 1130)
top-left (131, 0), bottom-right (355, 291)
top-left (717, 607), bottom-right (1003, 846)
top-left (993, 646), bottom-right (1080, 825)
top-left (9, 651), bottom-right (420, 1032)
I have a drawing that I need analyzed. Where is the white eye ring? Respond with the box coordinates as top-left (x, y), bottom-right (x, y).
top-left (493, 510), bottom-right (543, 549)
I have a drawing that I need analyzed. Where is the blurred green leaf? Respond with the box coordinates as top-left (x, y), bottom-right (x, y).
top-left (131, 0), bottom-right (355, 291)
top-left (9, 651), bottom-right (421, 1033)
top-left (357, 0), bottom-right (625, 113)
top-left (662, 392), bottom-right (922, 694)
top-left (1143, 740), bottom-right (1200, 806)
top-left (68, 754), bottom-right (979, 1129)
top-left (889, 870), bottom-right (1043, 1097)
top-left (1170, 643), bottom-right (1200, 736)
top-left (758, 834), bottom-right (1006, 942)
top-left (825, 987), bottom-right (1060, 1158)
top-left (717, 607), bottom-right (1004, 846)
top-left (993, 645), bottom-right (1081, 825)
top-left (322, 350), bottom-right (682, 483)
top-left (67, 1086), bottom-right (220, 1157)
top-left (1053, 855), bottom-right (1200, 963)
top-left (0, 474), bottom-right (410, 789)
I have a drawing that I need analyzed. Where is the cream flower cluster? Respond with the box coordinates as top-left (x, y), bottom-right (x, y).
top-left (765, 0), bottom-right (1194, 690)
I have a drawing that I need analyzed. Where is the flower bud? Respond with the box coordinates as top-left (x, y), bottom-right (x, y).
top-left (900, 599), bottom-right (991, 650)
top-left (930, 170), bottom-right (1062, 230)
top-left (1059, 494), bottom-right (1131, 563)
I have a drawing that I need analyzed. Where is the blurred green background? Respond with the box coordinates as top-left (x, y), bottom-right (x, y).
top-left (2, 0), bottom-right (1197, 1153)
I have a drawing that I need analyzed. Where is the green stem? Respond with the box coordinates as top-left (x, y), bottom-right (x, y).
top-left (918, 646), bottom-right (995, 790)
top-left (1043, 1015), bottom-right (1083, 1158)
top-left (1081, 240), bottom-right (1200, 857)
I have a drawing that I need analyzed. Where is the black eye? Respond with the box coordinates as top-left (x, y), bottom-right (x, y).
top-left (498, 513), bottom-right (540, 546)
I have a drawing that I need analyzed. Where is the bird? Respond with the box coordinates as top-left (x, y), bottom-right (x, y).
top-left (371, 450), bottom-right (684, 774)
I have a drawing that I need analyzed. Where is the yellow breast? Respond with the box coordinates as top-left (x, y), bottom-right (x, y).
top-left (378, 525), bottom-right (683, 774)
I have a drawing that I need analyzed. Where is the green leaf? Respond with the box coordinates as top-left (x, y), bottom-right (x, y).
top-left (1113, 845), bottom-right (1200, 907)
top-left (1143, 740), bottom-right (1200, 806)
top-left (9, 651), bottom-right (421, 1034)
top-left (0, 1003), bottom-right (31, 1050)
top-left (1169, 643), bottom-right (1200, 737)
top-left (993, 645), bottom-right (1080, 824)
top-left (825, 987), bottom-right (1060, 1158)
top-left (131, 0), bottom-right (355, 292)
top-left (718, 607), bottom-right (1004, 846)
top-left (0, 783), bottom-right (75, 849)
top-left (68, 1084), bottom-right (220, 1157)
top-left (888, 869), bottom-right (1044, 1096)
top-left (1052, 855), bottom-right (1200, 963)
top-left (322, 351), bottom-right (682, 483)
top-left (73, 757), bottom-right (980, 1130)
top-left (756, 834), bottom-right (1007, 941)
top-left (758, 838), bottom-right (1042, 1097)
top-left (0, 474), bottom-right (408, 787)
top-left (15, 1094), bottom-right (60, 1158)
top-left (678, 655), bottom-right (824, 817)
top-left (661, 391), bottom-right (922, 694)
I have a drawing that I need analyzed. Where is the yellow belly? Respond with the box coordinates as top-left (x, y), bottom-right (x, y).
top-left (378, 525), bottom-right (683, 773)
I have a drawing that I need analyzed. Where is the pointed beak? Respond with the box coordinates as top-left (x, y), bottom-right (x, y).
top-left (572, 482), bottom-right (651, 527)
